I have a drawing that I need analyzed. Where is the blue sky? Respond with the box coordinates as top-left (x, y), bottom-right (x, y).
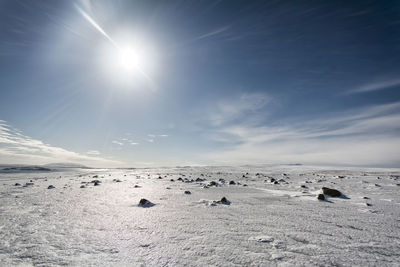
top-left (0, 0), bottom-right (399, 167)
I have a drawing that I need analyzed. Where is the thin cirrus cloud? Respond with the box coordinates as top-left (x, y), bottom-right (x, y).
top-left (0, 120), bottom-right (120, 167)
top-left (111, 134), bottom-right (168, 146)
top-left (111, 139), bottom-right (138, 146)
top-left (111, 140), bottom-right (124, 146)
top-left (86, 150), bottom-right (100, 155)
top-left (202, 94), bottom-right (400, 167)
top-left (348, 78), bottom-right (400, 94)
top-left (208, 92), bottom-right (270, 127)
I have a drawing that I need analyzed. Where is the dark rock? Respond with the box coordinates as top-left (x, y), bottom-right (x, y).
top-left (366, 203), bottom-right (372, 206)
top-left (229, 181), bottom-right (236, 185)
top-left (321, 187), bottom-right (342, 197)
top-left (14, 183), bottom-right (21, 186)
top-left (243, 184), bottom-right (248, 187)
top-left (93, 175), bottom-right (98, 178)
top-left (113, 179), bottom-right (122, 182)
top-left (274, 181), bottom-right (279, 184)
top-left (209, 181), bottom-right (217, 186)
top-left (94, 181), bottom-right (100, 186)
top-left (170, 179), bottom-right (175, 182)
top-left (177, 178), bottom-right (183, 181)
top-left (317, 194), bottom-right (325, 200)
top-left (138, 198), bottom-right (154, 207)
top-left (47, 185), bottom-right (55, 189)
top-left (301, 185), bottom-right (307, 188)
top-left (184, 190), bottom-right (191, 194)
top-left (219, 197), bottom-right (230, 205)
top-left (196, 178), bottom-right (205, 182)
top-left (91, 180), bottom-right (101, 184)
top-left (270, 178), bottom-right (276, 182)
top-left (134, 185), bottom-right (141, 188)
top-left (80, 185), bottom-right (86, 188)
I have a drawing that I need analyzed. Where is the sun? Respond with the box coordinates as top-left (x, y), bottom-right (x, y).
top-left (117, 46), bottom-right (140, 72)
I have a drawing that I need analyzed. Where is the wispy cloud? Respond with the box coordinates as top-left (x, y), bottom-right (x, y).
top-left (348, 78), bottom-right (400, 94)
top-left (194, 26), bottom-right (230, 41)
top-left (208, 92), bottom-right (270, 126)
top-left (111, 140), bottom-right (123, 146)
top-left (145, 134), bottom-right (169, 142)
top-left (86, 150), bottom-right (100, 155)
top-left (202, 100), bottom-right (400, 167)
top-left (0, 120), bottom-right (121, 167)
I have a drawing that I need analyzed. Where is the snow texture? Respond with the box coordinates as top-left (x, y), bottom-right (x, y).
top-left (0, 165), bottom-right (399, 266)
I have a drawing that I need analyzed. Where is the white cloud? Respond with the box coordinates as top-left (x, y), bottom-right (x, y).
top-left (111, 140), bottom-right (123, 145)
top-left (194, 25), bottom-right (230, 41)
top-left (208, 92), bottom-right (270, 126)
top-left (204, 101), bottom-right (400, 167)
top-left (0, 121), bottom-right (121, 167)
top-left (348, 78), bottom-right (400, 94)
top-left (87, 150), bottom-right (100, 155)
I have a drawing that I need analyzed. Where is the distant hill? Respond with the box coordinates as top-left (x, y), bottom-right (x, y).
top-left (43, 163), bottom-right (90, 169)
top-left (0, 163), bottom-right (90, 173)
top-left (1, 166), bottom-right (52, 172)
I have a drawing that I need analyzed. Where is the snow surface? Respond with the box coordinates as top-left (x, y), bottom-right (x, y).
top-left (0, 165), bottom-right (399, 266)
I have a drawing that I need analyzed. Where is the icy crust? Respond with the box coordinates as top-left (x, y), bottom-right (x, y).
top-left (0, 166), bottom-right (399, 266)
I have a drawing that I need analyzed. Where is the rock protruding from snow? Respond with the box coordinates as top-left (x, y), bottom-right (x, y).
top-left (317, 194), bottom-right (325, 200)
top-left (138, 198), bottom-right (155, 207)
top-left (248, 236), bottom-right (275, 243)
top-left (322, 187), bottom-right (342, 197)
top-left (220, 197), bottom-right (229, 204)
top-left (47, 185), bottom-right (55, 189)
top-left (184, 190), bottom-right (191, 195)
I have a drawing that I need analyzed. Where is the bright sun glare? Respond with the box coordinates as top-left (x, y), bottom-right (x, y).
top-left (118, 47), bottom-right (139, 72)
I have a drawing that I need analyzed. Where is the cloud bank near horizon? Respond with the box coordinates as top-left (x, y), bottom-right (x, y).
top-left (0, 120), bottom-right (121, 167)
top-left (202, 94), bottom-right (400, 167)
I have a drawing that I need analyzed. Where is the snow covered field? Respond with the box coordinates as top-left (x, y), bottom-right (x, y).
top-left (0, 165), bottom-right (399, 266)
